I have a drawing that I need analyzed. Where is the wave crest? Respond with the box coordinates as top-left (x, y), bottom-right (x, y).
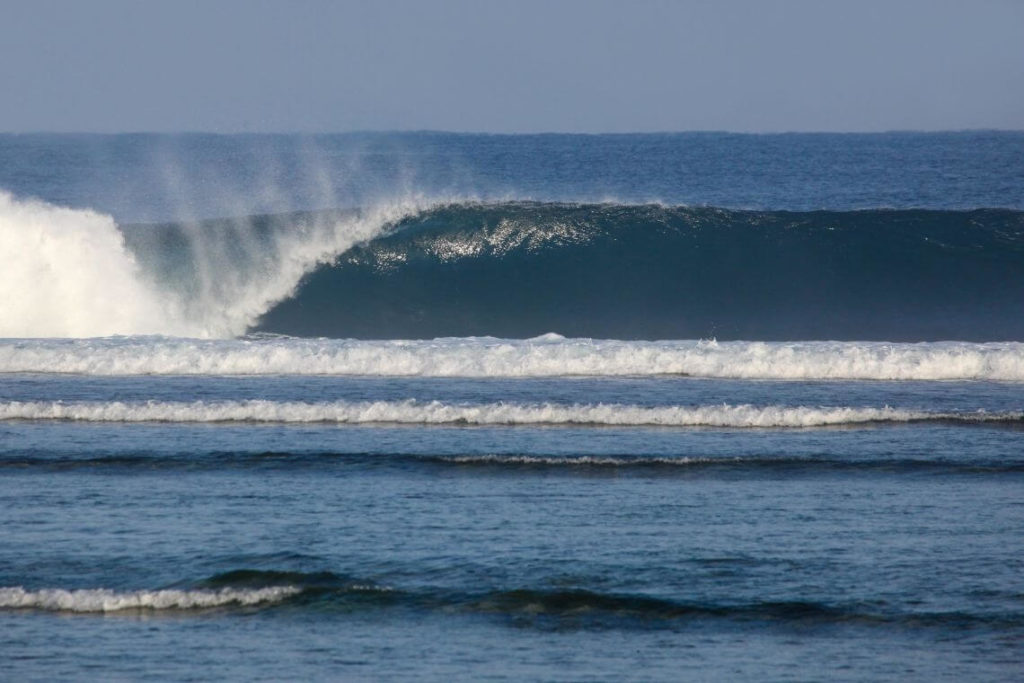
top-left (6, 196), bottom-right (1024, 341)
top-left (2, 337), bottom-right (1022, 380)
top-left (0, 190), bottom-right (437, 338)
top-left (0, 586), bottom-right (300, 612)
top-left (1, 398), bottom-right (1018, 428)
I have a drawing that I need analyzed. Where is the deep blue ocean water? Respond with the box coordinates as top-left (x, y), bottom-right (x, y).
top-left (1, 132), bottom-right (1022, 680)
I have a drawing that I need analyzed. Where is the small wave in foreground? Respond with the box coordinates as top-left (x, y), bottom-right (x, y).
top-left (1, 399), bottom-right (1019, 428)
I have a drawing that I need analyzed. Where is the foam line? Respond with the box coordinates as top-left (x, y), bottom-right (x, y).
top-left (0, 586), bottom-right (300, 612)
top-left (0, 192), bottom-right (188, 337)
top-left (0, 190), bottom-right (432, 338)
top-left (0, 399), bottom-right (1013, 427)
top-left (1, 337), bottom-right (1023, 380)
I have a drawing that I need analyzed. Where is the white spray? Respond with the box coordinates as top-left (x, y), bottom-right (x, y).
top-left (0, 191), bottom-right (191, 337)
top-left (0, 190), bottom-right (432, 338)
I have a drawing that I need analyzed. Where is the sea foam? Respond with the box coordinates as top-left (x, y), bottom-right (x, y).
top-left (1, 336), bottom-right (1022, 380)
top-left (0, 586), bottom-right (300, 612)
top-left (0, 192), bottom-right (189, 337)
top-left (0, 190), bottom-right (431, 338)
top-left (0, 399), bottom-right (1015, 428)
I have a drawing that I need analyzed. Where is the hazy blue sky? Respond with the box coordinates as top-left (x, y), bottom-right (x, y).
top-left (1, 0), bottom-right (1021, 133)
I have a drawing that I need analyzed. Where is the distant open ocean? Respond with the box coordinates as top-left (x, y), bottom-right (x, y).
top-left (1, 132), bottom-right (1022, 680)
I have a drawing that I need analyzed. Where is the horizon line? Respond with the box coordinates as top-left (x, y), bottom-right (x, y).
top-left (2, 128), bottom-right (1022, 137)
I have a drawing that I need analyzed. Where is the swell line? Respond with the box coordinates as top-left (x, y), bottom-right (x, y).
top-left (4, 452), bottom-right (1022, 476)
top-left (4, 569), bottom-right (1020, 630)
top-left (4, 337), bottom-right (1023, 380)
top-left (1, 399), bottom-right (1017, 428)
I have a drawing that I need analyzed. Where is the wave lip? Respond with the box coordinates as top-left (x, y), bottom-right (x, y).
top-left (0, 399), bottom-right (1019, 428)
top-left (0, 585), bottom-right (300, 613)
top-left (2, 337), bottom-right (1024, 380)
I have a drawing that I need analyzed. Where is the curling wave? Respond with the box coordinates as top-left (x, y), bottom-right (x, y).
top-left (0, 190), bottom-right (433, 338)
top-left (254, 202), bottom-right (1024, 341)
top-left (5, 196), bottom-right (1024, 341)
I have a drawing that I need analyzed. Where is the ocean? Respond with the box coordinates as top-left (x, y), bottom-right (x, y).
top-left (1, 132), bottom-right (1022, 680)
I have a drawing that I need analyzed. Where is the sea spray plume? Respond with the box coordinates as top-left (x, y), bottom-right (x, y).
top-left (144, 197), bottom-right (440, 337)
top-left (0, 191), bottom-right (194, 338)
top-left (127, 137), bottom-right (449, 337)
top-left (0, 188), bottom-right (441, 338)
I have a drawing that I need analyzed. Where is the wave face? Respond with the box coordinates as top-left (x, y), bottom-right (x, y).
top-left (5, 194), bottom-right (1023, 341)
top-left (255, 202), bottom-right (1024, 341)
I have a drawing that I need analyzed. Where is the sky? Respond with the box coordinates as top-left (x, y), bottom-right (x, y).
top-left (1, 0), bottom-right (1022, 133)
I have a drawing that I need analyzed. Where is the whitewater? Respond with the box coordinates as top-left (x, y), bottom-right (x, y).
top-left (6, 398), bottom-right (1015, 427)
top-left (2, 186), bottom-right (1022, 382)
top-left (0, 190), bottom-right (431, 338)
top-left (5, 189), bottom-right (1024, 343)
top-left (1, 336), bottom-right (1022, 380)
top-left (0, 586), bottom-right (301, 612)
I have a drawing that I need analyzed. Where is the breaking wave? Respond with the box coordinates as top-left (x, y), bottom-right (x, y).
top-left (0, 190), bottom-right (433, 338)
top-left (0, 569), bottom-right (387, 614)
top-left (3, 194), bottom-right (1023, 341)
top-left (0, 399), bottom-right (1019, 427)
top-left (4, 569), bottom-right (1017, 630)
top-left (0, 192), bottom-right (186, 337)
top-left (255, 202), bottom-right (1024, 341)
top-left (1, 336), bottom-right (1023, 380)
top-left (0, 586), bottom-right (300, 612)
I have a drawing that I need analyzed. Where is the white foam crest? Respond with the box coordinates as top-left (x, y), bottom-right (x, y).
top-left (0, 399), bottom-right (980, 427)
top-left (0, 191), bottom-right (195, 338)
top-left (0, 190), bottom-right (435, 339)
top-left (0, 585), bottom-right (300, 612)
top-left (0, 337), bottom-right (1022, 381)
